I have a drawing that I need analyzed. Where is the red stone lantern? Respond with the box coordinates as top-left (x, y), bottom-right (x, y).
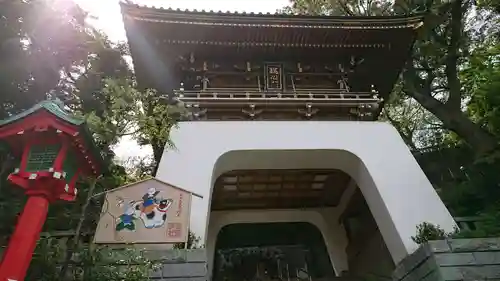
top-left (0, 100), bottom-right (105, 281)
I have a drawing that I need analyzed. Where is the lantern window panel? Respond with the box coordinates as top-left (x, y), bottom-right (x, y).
top-left (26, 144), bottom-right (62, 172)
top-left (62, 151), bottom-right (79, 183)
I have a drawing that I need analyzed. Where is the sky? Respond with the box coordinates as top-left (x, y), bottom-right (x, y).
top-left (75, 0), bottom-right (290, 161)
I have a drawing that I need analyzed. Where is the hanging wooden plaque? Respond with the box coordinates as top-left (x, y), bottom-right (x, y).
top-left (265, 63), bottom-right (283, 90)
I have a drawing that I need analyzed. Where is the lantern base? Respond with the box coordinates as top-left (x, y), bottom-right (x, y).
top-left (8, 172), bottom-right (76, 202)
top-left (0, 195), bottom-right (49, 281)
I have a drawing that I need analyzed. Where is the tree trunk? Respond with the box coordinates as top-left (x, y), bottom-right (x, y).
top-left (151, 139), bottom-right (164, 176)
top-left (59, 178), bottom-right (100, 281)
top-left (410, 89), bottom-right (498, 155)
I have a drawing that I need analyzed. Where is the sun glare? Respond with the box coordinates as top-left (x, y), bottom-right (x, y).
top-left (74, 0), bottom-right (289, 160)
top-left (75, 0), bottom-right (290, 42)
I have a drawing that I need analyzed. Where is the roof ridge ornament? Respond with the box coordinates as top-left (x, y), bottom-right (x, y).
top-left (298, 103), bottom-right (319, 118)
top-left (50, 97), bottom-right (67, 112)
top-left (242, 104), bottom-right (263, 118)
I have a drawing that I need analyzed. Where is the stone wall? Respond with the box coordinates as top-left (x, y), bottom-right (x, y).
top-left (392, 238), bottom-right (500, 281)
top-left (144, 249), bottom-right (207, 281)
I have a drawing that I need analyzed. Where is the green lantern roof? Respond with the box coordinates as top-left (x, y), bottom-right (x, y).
top-left (0, 100), bottom-right (83, 127)
top-left (0, 99), bottom-right (108, 175)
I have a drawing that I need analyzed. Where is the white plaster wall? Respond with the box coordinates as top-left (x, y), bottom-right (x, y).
top-left (155, 121), bottom-right (456, 267)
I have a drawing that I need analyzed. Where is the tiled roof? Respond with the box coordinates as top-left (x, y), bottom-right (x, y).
top-left (122, 2), bottom-right (287, 16)
top-left (120, 1), bottom-right (425, 24)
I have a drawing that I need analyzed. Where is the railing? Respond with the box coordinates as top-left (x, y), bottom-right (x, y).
top-left (174, 89), bottom-right (381, 106)
top-left (455, 216), bottom-right (482, 231)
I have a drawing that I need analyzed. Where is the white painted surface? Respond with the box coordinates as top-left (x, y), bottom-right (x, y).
top-left (156, 121), bottom-right (456, 271)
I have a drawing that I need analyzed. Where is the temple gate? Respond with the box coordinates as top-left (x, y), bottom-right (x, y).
top-left (120, 4), bottom-right (456, 280)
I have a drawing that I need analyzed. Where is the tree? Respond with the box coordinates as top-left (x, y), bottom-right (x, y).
top-left (133, 89), bottom-right (188, 174)
top-left (283, 0), bottom-right (499, 155)
top-left (0, 1), bottom-right (176, 280)
top-left (0, 0), bottom-right (128, 116)
top-left (463, 41), bottom-right (500, 139)
top-left (381, 86), bottom-right (445, 151)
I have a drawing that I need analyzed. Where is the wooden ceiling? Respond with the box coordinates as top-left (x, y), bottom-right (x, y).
top-left (211, 169), bottom-right (352, 211)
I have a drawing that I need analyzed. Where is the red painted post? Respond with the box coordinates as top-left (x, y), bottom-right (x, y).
top-left (0, 195), bottom-right (50, 281)
top-left (0, 100), bottom-right (104, 280)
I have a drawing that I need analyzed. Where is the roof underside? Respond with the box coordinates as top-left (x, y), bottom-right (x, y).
top-left (121, 3), bottom-right (424, 97)
top-left (211, 169), bottom-right (352, 210)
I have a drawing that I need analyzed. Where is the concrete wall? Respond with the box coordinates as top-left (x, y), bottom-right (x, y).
top-left (156, 121), bottom-right (456, 275)
top-left (393, 238), bottom-right (500, 281)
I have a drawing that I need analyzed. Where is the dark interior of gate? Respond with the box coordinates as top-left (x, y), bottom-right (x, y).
top-left (211, 169), bottom-right (395, 280)
top-left (213, 222), bottom-right (334, 281)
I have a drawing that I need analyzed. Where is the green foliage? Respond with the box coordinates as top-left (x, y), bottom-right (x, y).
top-left (411, 222), bottom-right (456, 244)
top-left (464, 42), bottom-right (500, 137)
top-left (381, 89), bottom-right (444, 151)
top-left (476, 0), bottom-right (500, 12)
top-left (439, 160), bottom-right (500, 216)
top-left (280, 0), bottom-right (394, 15)
top-left (0, 0), bottom-right (88, 117)
top-left (79, 246), bottom-right (160, 281)
top-left (173, 230), bottom-right (203, 249)
top-left (84, 77), bottom-right (188, 167)
top-left (83, 78), bottom-right (140, 149)
top-left (134, 89), bottom-right (188, 165)
top-left (118, 156), bottom-right (156, 182)
top-left (0, 1), bottom-right (182, 279)
top-left (413, 207), bottom-right (500, 244)
top-left (285, 0), bottom-right (499, 155)
top-left (27, 239), bottom-right (160, 281)
top-left (286, 0), bottom-right (500, 241)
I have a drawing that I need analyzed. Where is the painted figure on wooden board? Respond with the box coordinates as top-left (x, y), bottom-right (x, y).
top-left (115, 187), bottom-right (174, 232)
top-left (115, 200), bottom-right (137, 231)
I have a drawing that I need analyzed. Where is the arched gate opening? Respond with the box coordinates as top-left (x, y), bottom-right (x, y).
top-left (213, 222), bottom-right (334, 281)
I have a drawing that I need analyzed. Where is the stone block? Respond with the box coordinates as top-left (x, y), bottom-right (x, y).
top-left (420, 270), bottom-right (443, 281)
top-left (149, 266), bottom-right (163, 278)
top-left (161, 277), bottom-right (206, 281)
top-left (428, 240), bottom-right (451, 253)
top-left (185, 249), bottom-right (207, 262)
top-left (447, 238), bottom-right (500, 253)
top-left (472, 251), bottom-right (500, 265)
top-left (401, 258), bottom-right (438, 281)
top-left (440, 265), bottom-right (500, 280)
top-left (393, 244), bottom-right (433, 280)
top-left (144, 249), bottom-right (207, 263)
top-left (434, 252), bottom-right (476, 266)
top-left (392, 239), bottom-right (500, 281)
top-left (162, 262), bottom-right (206, 278)
top-left (144, 250), bottom-right (185, 262)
